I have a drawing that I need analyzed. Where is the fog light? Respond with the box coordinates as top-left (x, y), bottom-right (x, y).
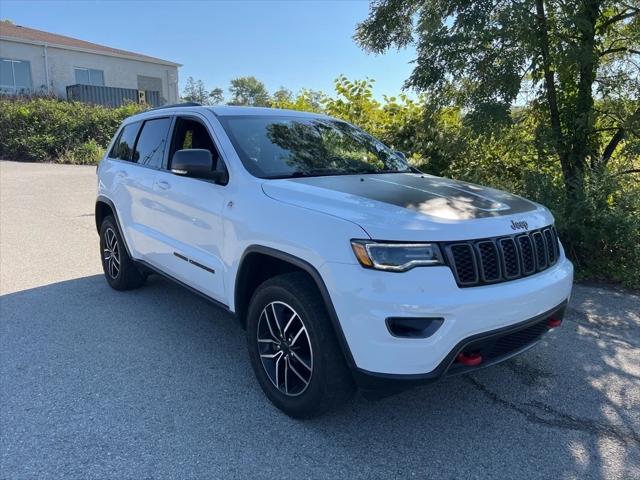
top-left (386, 317), bottom-right (444, 338)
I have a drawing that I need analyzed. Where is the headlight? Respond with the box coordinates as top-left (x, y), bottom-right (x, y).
top-left (351, 240), bottom-right (444, 272)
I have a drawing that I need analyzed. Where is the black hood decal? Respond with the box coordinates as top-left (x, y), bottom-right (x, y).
top-left (288, 173), bottom-right (537, 219)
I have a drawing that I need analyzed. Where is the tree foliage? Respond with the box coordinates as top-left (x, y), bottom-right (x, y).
top-left (228, 76), bottom-right (271, 106)
top-left (181, 76), bottom-right (224, 105)
top-left (355, 0), bottom-right (640, 200)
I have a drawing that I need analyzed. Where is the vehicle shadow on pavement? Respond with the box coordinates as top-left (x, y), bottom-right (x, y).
top-left (1, 275), bottom-right (639, 479)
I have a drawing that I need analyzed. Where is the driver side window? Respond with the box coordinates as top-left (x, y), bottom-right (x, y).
top-left (169, 118), bottom-right (224, 172)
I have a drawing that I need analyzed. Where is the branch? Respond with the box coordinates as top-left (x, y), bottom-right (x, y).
top-left (593, 126), bottom-right (621, 132)
top-left (614, 168), bottom-right (640, 176)
top-left (600, 128), bottom-right (626, 166)
top-left (598, 107), bottom-right (640, 168)
top-left (599, 47), bottom-right (640, 56)
top-left (598, 8), bottom-right (639, 32)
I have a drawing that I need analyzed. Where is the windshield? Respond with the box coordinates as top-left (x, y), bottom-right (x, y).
top-left (218, 115), bottom-right (411, 179)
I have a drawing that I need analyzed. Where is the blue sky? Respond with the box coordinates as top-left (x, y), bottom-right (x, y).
top-left (1, 0), bottom-right (417, 99)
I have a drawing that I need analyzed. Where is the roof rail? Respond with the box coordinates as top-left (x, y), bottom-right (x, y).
top-left (147, 102), bottom-right (201, 111)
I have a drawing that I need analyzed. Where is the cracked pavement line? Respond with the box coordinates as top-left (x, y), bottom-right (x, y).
top-left (465, 375), bottom-right (640, 446)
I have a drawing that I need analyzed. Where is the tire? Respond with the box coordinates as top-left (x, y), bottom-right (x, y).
top-left (99, 215), bottom-right (146, 291)
top-left (246, 272), bottom-right (354, 418)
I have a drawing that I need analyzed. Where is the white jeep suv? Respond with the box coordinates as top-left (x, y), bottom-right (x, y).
top-left (96, 104), bottom-right (573, 417)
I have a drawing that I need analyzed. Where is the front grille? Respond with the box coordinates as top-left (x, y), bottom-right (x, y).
top-left (445, 226), bottom-right (560, 287)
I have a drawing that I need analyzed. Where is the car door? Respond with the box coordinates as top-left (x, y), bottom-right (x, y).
top-left (109, 116), bottom-right (172, 259)
top-left (146, 114), bottom-right (227, 302)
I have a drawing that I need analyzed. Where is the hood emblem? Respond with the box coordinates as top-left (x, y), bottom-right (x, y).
top-left (510, 220), bottom-right (529, 231)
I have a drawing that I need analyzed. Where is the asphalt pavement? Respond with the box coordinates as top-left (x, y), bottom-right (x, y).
top-left (1, 160), bottom-right (639, 479)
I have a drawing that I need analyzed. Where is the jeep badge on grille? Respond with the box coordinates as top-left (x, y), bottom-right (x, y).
top-left (510, 220), bottom-right (529, 231)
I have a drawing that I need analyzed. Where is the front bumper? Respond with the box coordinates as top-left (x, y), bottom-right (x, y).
top-left (319, 255), bottom-right (573, 378)
top-left (352, 302), bottom-right (566, 396)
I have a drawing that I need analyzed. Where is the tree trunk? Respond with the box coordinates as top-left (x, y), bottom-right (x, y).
top-left (534, 0), bottom-right (582, 200)
top-left (566, 0), bottom-right (599, 190)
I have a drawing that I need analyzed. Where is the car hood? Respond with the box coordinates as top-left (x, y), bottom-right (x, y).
top-left (261, 173), bottom-right (554, 241)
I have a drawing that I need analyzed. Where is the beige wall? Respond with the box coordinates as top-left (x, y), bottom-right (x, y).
top-left (0, 38), bottom-right (179, 103)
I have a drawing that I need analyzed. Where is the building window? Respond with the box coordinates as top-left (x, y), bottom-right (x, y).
top-left (74, 67), bottom-right (105, 86)
top-left (0, 58), bottom-right (32, 92)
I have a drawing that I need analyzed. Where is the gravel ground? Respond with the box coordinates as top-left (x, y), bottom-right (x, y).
top-left (1, 160), bottom-right (639, 479)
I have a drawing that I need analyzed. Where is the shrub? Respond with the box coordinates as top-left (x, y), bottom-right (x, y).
top-left (0, 95), bottom-right (146, 163)
top-left (58, 139), bottom-right (105, 165)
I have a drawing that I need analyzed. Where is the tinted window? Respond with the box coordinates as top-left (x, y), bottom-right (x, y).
top-left (218, 115), bottom-right (409, 179)
top-left (133, 118), bottom-right (172, 167)
top-left (169, 118), bottom-right (221, 169)
top-left (109, 122), bottom-right (141, 161)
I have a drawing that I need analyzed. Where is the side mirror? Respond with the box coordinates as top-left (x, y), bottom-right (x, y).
top-left (171, 149), bottom-right (225, 182)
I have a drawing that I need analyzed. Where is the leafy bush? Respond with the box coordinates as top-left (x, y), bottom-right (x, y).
top-left (58, 139), bottom-right (105, 165)
top-left (0, 95), bottom-right (146, 163)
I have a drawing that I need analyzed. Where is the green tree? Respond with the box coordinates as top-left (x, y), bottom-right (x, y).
top-left (209, 87), bottom-right (225, 105)
top-left (355, 0), bottom-right (640, 199)
top-left (181, 76), bottom-right (209, 104)
top-left (228, 76), bottom-right (271, 106)
top-left (272, 87), bottom-right (293, 105)
top-left (181, 77), bottom-right (224, 105)
top-left (270, 88), bottom-right (326, 112)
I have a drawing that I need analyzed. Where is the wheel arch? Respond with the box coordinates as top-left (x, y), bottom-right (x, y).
top-left (95, 196), bottom-right (116, 233)
top-left (234, 245), bottom-right (357, 370)
top-left (95, 195), bottom-right (133, 258)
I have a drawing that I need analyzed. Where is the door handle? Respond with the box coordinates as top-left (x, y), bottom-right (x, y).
top-left (156, 180), bottom-right (170, 190)
top-left (116, 170), bottom-right (127, 179)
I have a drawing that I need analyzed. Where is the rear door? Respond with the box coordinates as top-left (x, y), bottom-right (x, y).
top-left (146, 114), bottom-right (228, 302)
top-left (107, 116), bottom-right (172, 259)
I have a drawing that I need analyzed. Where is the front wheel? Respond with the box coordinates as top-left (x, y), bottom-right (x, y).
top-left (246, 272), bottom-right (354, 418)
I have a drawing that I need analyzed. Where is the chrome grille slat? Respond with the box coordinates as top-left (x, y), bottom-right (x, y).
top-left (445, 226), bottom-right (560, 288)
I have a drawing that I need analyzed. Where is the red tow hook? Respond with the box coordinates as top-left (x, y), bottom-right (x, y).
top-left (456, 352), bottom-right (483, 367)
top-left (547, 317), bottom-right (562, 328)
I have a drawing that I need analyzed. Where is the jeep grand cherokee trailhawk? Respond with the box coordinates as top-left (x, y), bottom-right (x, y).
top-left (95, 104), bottom-right (573, 417)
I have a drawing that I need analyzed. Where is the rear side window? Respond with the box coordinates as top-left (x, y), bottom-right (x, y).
top-left (109, 122), bottom-right (141, 161)
top-left (133, 117), bottom-right (172, 168)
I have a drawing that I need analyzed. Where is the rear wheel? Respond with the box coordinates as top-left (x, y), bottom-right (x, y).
top-left (99, 215), bottom-right (146, 290)
top-left (247, 272), bottom-right (354, 418)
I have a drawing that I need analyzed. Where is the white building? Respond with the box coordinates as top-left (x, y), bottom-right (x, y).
top-left (0, 22), bottom-right (180, 105)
